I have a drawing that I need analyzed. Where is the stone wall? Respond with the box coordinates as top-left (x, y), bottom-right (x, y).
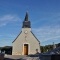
top-left (41, 54), bottom-right (60, 60)
top-left (0, 53), bottom-right (4, 60)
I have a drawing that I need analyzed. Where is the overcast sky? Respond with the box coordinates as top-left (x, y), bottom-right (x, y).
top-left (0, 0), bottom-right (60, 46)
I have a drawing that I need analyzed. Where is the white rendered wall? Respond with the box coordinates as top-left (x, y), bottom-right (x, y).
top-left (12, 28), bottom-right (41, 55)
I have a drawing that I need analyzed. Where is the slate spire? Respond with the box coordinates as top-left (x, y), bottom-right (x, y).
top-left (22, 12), bottom-right (31, 28)
top-left (24, 12), bottom-right (28, 21)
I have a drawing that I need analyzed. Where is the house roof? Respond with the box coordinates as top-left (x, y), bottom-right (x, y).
top-left (44, 46), bottom-right (60, 54)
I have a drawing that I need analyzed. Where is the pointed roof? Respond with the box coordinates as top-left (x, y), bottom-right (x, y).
top-left (22, 12), bottom-right (31, 28)
top-left (24, 12), bottom-right (28, 21)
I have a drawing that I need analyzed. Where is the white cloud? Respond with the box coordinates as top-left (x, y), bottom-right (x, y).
top-left (32, 26), bottom-right (60, 43)
top-left (0, 14), bottom-right (21, 27)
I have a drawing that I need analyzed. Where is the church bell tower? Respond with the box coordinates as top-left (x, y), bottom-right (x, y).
top-left (12, 12), bottom-right (41, 55)
top-left (22, 12), bottom-right (31, 28)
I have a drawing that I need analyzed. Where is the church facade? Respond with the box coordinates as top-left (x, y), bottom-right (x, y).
top-left (12, 12), bottom-right (41, 55)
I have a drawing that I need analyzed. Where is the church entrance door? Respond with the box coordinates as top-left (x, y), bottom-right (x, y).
top-left (24, 44), bottom-right (28, 55)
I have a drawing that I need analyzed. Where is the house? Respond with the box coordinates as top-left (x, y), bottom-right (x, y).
top-left (0, 46), bottom-right (12, 55)
top-left (12, 12), bottom-right (41, 55)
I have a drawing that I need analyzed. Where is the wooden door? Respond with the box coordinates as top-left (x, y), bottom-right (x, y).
top-left (24, 44), bottom-right (28, 55)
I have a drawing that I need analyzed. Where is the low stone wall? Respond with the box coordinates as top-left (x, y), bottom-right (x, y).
top-left (51, 55), bottom-right (60, 60)
top-left (41, 54), bottom-right (51, 60)
top-left (41, 54), bottom-right (60, 60)
top-left (4, 54), bottom-right (60, 60)
top-left (0, 53), bottom-right (4, 60)
top-left (4, 55), bottom-right (40, 60)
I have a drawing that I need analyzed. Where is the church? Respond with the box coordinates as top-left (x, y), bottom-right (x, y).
top-left (12, 12), bottom-right (41, 55)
